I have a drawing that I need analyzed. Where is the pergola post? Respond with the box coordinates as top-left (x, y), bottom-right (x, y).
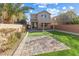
top-left (53, 24), bottom-right (55, 31)
top-left (42, 23), bottom-right (45, 32)
top-left (53, 18), bottom-right (56, 31)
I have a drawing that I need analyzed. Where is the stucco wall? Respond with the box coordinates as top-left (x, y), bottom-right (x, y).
top-left (37, 12), bottom-right (52, 23)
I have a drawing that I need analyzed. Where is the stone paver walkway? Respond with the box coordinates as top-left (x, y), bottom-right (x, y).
top-left (13, 34), bottom-right (70, 56)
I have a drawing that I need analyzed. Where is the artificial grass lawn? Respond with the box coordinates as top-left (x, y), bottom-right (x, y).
top-left (29, 31), bottom-right (79, 56)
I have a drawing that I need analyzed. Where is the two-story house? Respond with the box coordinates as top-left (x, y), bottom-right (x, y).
top-left (30, 11), bottom-right (53, 29)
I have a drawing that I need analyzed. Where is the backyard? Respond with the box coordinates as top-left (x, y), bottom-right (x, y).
top-left (29, 31), bottom-right (79, 56)
top-left (0, 3), bottom-right (79, 56)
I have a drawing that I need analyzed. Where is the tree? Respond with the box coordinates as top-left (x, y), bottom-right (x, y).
top-left (58, 10), bottom-right (77, 24)
top-left (0, 3), bottom-right (33, 23)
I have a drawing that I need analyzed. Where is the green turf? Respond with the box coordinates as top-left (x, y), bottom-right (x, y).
top-left (29, 31), bottom-right (79, 56)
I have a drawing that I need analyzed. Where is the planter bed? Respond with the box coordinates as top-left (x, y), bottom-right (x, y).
top-left (0, 32), bottom-right (26, 56)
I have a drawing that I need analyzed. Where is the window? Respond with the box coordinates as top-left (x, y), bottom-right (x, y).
top-left (45, 23), bottom-right (48, 27)
top-left (41, 23), bottom-right (43, 27)
top-left (41, 15), bottom-right (43, 17)
top-left (41, 14), bottom-right (47, 18)
top-left (41, 23), bottom-right (48, 27)
top-left (44, 15), bottom-right (47, 18)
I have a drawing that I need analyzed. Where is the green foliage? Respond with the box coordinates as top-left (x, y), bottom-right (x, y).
top-left (58, 10), bottom-right (79, 24)
top-left (15, 32), bottom-right (21, 39)
top-left (70, 16), bottom-right (79, 24)
top-left (0, 3), bottom-right (33, 23)
top-left (5, 32), bottom-right (22, 50)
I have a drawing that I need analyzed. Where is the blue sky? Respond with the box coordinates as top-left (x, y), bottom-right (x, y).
top-left (25, 3), bottom-right (79, 15)
top-left (24, 3), bottom-right (79, 21)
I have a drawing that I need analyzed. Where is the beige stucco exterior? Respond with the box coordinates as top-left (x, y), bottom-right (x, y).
top-left (31, 11), bottom-right (53, 29)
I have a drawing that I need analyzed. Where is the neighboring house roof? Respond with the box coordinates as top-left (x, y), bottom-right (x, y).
top-left (31, 14), bottom-right (37, 17)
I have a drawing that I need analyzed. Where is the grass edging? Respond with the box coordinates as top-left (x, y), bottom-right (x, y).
top-left (55, 29), bottom-right (79, 36)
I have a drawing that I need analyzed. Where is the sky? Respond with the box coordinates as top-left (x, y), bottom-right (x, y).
top-left (24, 3), bottom-right (79, 21)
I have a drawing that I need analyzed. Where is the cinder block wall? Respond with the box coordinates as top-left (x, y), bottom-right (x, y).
top-left (55, 24), bottom-right (79, 33)
top-left (0, 24), bottom-right (23, 32)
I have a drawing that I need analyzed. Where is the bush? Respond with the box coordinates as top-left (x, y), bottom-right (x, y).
top-left (15, 32), bottom-right (21, 39)
top-left (65, 19), bottom-right (79, 24)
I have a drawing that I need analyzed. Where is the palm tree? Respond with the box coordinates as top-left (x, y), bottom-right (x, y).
top-left (0, 3), bottom-right (33, 23)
